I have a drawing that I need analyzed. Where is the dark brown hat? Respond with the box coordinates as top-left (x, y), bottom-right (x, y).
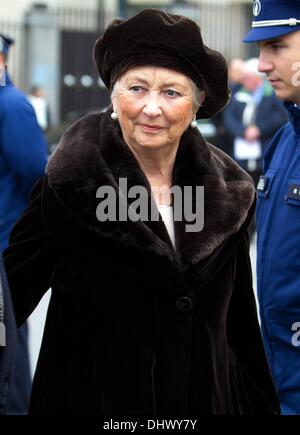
top-left (93, 9), bottom-right (230, 119)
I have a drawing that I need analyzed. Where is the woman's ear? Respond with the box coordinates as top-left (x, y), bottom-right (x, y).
top-left (111, 96), bottom-right (116, 113)
top-left (110, 81), bottom-right (119, 112)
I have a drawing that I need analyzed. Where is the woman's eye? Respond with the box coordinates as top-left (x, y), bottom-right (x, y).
top-left (129, 86), bottom-right (145, 93)
top-left (164, 89), bottom-right (180, 97)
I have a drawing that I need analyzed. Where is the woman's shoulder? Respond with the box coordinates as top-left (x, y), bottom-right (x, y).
top-left (60, 111), bottom-right (103, 144)
top-left (46, 111), bottom-right (105, 187)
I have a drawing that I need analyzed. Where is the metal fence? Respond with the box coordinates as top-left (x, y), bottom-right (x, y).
top-left (53, 5), bottom-right (117, 32)
top-left (60, 30), bottom-right (110, 119)
top-left (128, 1), bottom-right (254, 61)
top-left (197, 3), bottom-right (246, 59)
top-left (1, 3), bottom-right (256, 88)
top-left (0, 7), bottom-right (103, 89)
top-left (54, 7), bottom-right (100, 31)
top-left (1, 2), bottom-right (258, 124)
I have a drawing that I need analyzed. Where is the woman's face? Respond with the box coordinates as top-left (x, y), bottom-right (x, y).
top-left (112, 66), bottom-right (197, 152)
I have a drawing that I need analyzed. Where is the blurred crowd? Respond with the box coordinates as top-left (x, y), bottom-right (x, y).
top-left (212, 56), bottom-right (288, 237)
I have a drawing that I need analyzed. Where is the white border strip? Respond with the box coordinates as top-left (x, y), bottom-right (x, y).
top-left (252, 18), bottom-right (300, 28)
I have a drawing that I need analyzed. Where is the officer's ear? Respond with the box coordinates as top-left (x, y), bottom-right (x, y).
top-left (0, 53), bottom-right (6, 85)
top-left (0, 53), bottom-right (6, 64)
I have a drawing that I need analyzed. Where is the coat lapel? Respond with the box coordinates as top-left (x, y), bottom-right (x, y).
top-left (46, 109), bottom-right (255, 267)
top-left (171, 132), bottom-right (255, 265)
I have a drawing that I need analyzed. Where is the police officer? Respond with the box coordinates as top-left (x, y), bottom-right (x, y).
top-left (0, 34), bottom-right (48, 414)
top-left (244, 0), bottom-right (300, 415)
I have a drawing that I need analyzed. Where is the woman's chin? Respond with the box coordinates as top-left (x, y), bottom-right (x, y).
top-left (135, 134), bottom-right (168, 149)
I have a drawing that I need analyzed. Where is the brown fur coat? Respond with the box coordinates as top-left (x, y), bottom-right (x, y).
top-left (4, 109), bottom-right (279, 415)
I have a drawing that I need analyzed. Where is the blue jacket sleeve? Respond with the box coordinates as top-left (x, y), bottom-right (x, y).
top-left (0, 94), bottom-right (48, 196)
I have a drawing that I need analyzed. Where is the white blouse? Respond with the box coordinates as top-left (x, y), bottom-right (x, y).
top-left (158, 205), bottom-right (175, 248)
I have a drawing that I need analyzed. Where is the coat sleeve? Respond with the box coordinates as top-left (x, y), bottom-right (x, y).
top-left (0, 252), bottom-right (17, 414)
top-left (227, 232), bottom-right (281, 414)
top-left (3, 178), bottom-right (58, 327)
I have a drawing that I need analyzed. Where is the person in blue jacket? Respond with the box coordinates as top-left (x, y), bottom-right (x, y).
top-left (0, 249), bottom-right (17, 414)
top-left (224, 57), bottom-right (287, 179)
top-left (0, 33), bottom-right (48, 414)
top-left (244, 0), bottom-right (300, 415)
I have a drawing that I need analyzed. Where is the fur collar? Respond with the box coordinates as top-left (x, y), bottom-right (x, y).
top-left (46, 109), bottom-right (255, 268)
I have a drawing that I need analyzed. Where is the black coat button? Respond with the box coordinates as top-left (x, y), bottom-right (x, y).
top-left (176, 296), bottom-right (193, 312)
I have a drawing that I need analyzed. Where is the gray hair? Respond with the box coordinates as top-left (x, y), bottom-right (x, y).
top-left (189, 79), bottom-right (204, 112)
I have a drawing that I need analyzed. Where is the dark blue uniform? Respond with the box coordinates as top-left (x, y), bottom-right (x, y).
top-left (0, 72), bottom-right (47, 414)
top-left (0, 73), bottom-right (47, 250)
top-left (256, 103), bottom-right (300, 414)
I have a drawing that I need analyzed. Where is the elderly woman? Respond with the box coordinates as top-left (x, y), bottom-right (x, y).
top-left (4, 9), bottom-right (279, 415)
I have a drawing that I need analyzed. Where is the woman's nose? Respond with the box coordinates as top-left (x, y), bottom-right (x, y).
top-left (142, 92), bottom-right (162, 117)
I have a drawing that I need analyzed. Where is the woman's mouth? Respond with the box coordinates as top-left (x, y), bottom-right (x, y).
top-left (139, 124), bottom-right (164, 133)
